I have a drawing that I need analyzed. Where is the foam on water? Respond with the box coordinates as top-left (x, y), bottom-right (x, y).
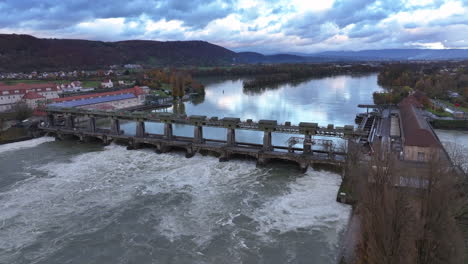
top-left (252, 170), bottom-right (351, 243)
top-left (0, 137), bottom-right (55, 154)
top-left (0, 143), bottom-right (350, 263)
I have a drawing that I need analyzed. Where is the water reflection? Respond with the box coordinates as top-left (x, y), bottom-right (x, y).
top-left (187, 74), bottom-right (382, 126)
top-left (122, 74), bottom-right (383, 146)
top-left (173, 100), bottom-right (186, 116)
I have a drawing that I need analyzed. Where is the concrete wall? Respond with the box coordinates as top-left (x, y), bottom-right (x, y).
top-left (0, 104), bottom-right (11, 111)
top-left (404, 145), bottom-right (439, 162)
top-left (79, 97), bottom-right (142, 110)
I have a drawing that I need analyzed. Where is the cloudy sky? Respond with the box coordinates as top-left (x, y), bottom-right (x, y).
top-left (0, 0), bottom-right (467, 53)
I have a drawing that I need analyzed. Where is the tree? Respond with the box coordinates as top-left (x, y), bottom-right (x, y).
top-left (171, 72), bottom-right (186, 99)
top-left (355, 143), bottom-right (416, 264)
top-left (353, 143), bottom-right (466, 264)
top-left (415, 154), bottom-right (465, 264)
top-left (11, 102), bottom-right (33, 121)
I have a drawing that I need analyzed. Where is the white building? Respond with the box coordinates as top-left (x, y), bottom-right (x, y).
top-left (101, 79), bottom-right (113, 88)
top-left (0, 83), bottom-right (61, 112)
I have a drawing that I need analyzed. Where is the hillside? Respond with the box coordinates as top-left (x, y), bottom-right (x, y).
top-left (1, 34), bottom-right (468, 71)
top-left (236, 52), bottom-right (308, 63)
top-left (0, 34), bottom-right (237, 71)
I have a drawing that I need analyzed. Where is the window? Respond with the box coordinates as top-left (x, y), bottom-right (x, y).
top-left (417, 152), bottom-right (425, 162)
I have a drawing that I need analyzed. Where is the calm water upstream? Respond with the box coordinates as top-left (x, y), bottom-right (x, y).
top-left (1, 74), bottom-right (382, 264)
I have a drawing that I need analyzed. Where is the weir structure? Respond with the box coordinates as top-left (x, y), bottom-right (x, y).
top-left (40, 107), bottom-right (367, 171)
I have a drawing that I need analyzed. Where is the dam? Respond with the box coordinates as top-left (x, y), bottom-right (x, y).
top-left (40, 106), bottom-right (370, 171)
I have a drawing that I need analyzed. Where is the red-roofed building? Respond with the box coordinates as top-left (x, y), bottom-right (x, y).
top-left (399, 95), bottom-right (441, 162)
top-left (0, 83), bottom-right (61, 112)
top-left (49, 86), bottom-right (147, 110)
top-left (22, 92), bottom-right (46, 109)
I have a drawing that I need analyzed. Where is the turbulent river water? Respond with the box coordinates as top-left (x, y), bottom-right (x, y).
top-left (2, 74), bottom-right (387, 263)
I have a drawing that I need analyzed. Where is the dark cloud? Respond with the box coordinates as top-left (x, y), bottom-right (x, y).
top-left (0, 0), bottom-right (466, 52)
top-left (0, 0), bottom-right (234, 29)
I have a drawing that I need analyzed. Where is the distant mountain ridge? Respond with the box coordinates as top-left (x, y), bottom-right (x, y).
top-left (311, 49), bottom-right (468, 61)
top-left (0, 34), bottom-right (467, 71)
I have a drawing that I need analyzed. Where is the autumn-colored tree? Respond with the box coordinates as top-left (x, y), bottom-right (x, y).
top-left (171, 72), bottom-right (186, 98)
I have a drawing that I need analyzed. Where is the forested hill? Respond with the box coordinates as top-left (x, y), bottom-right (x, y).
top-left (1, 34), bottom-right (468, 71)
top-left (0, 34), bottom-right (237, 71)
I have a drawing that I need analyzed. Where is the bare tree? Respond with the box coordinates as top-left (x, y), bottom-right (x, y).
top-left (356, 143), bottom-right (416, 264)
top-left (415, 153), bottom-right (465, 264)
top-left (443, 141), bottom-right (468, 174)
top-left (11, 102), bottom-right (33, 121)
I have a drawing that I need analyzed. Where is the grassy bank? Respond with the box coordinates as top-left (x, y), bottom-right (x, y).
top-left (441, 100), bottom-right (468, 113)
top-left (426, 107), bottom-right (452, 117)
top-left (430, 119), bottom-right (468, 129)
top-left (1, 79), bottom-right (49, 85)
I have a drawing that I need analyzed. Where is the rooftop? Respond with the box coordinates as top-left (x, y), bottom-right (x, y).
top-left (399, 95), bottom-right (440, 148)
top-left (53, 86), bottom-right (144, 103)
top-left (0, 83), bottom-right (57, 92)
top-left (49, 93), bottom-right (136, 108)
top-left (22, 91), bottom-right (46, 100)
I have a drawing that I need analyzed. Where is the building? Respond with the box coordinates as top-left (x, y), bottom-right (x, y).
top-left (101, 79), bottom-right (113, 88)
top-left (22, 92), bottom-right (46, 109)
top-left (453, 111), bottom-right (465, 119)
top-left (399, 95), bottom-right (442, 162)
top-left (0, 83), bottom-right (60, 112)
top-left (124, 64), bottom-right (142, 69)
top-left (49, 86), bottom-right (146, 110)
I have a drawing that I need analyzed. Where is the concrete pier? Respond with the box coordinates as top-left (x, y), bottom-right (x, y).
top-left (111, 118), bottom-right (120, 135)
top-left (227, 128), bottom-right (236, 146)
top-left (88, 116), bottom-right (96, 132)
top-left (164, 123), bottom-right (173, 139)
top-left (65, 114), bottom-right (75, 129)
top-left (136, 120), bottom-right (145, 137)
top-left (194, 126), bottom-right (203, 143)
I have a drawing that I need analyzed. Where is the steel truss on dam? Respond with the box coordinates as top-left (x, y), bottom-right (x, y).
top-left (40, 107), bottom-right (367, 171)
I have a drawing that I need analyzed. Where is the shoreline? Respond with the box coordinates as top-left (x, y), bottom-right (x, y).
top-left (338, 207), bottom-right (360, 264)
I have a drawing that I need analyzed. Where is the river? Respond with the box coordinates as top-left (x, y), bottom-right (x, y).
top-left (1, 74), bottom-right (382, 264)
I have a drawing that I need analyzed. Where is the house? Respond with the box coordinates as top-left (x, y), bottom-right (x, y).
top-left (453, 111), bottom-right (465, 119)
top-left (140, 86), bottom-right (150, 94)
top-left (448, 91), bottom-right (460, 98)
top-left (49, 86), bottom-right (147, 110)
top-left (70, 81), bottom-right (82, 88)
top-left (399, 95), bottom-right (442, 162)
top-left (101, 79), bottom-right (113, 88)
top-left (124, 64), bottom-right (142, 69)
top-left (22, 92), bottom-right (46, 109)
top-left (60, 81), bottom-right (89, 92)
top-left (0, 83), bottom-right (61, 112)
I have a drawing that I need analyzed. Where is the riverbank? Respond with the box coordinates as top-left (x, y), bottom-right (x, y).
top-left (430, 119), bottom-right (468, 130)
top-left (339, 208), bottom-right (360, 264)
top-left (0, 120), bottom-right (44, 144)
